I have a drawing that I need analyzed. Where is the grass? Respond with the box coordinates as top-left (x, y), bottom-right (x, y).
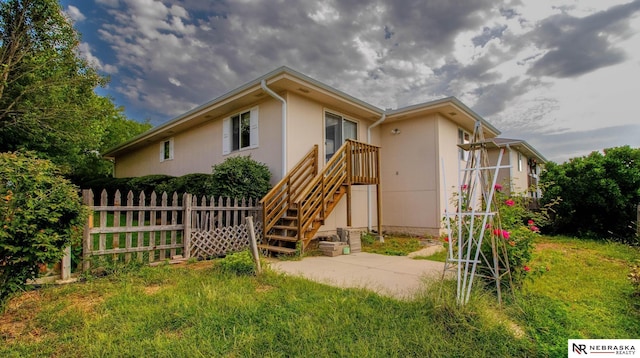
top-left (1, 236), bottom-right (638, 357)
top-left (361, 235), bottom-right (423, 256)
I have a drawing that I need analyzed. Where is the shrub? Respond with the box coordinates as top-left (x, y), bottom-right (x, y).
top-left (541, 146), bottom-right (640, 242)
top-left (0, 152), bottom-right (87, 307)
top-left (128, 174), bottom-right (175, 194)
top-left (209, 156), bottom-right (271, 199)
top-left (217, 250), bottom-right (258, 275)
top-left (445, 184), bottom-right (545, 289)
top-left (155, 173), bottom-right (214, 197)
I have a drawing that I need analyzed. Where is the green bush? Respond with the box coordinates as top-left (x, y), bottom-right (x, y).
top-left (217, 250), bottom-right (257, 275)
top-left (0, 152), bottom-right (87, 306)
top-left (127, 174), bottom-right (175, 194)
top-left (209, 156), bottom-right (271, 199)
top-left (155, 173), bottom-right (213, 198)
top-left (541, 145), bottom-right (640, 242)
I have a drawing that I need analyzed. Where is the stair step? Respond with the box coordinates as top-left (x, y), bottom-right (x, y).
top-left (258, 244), bottom-right (297, 255)
top-left (273, 225), bottom-right (298, 231)
top-left (265, 234), bottom-right (299, 242)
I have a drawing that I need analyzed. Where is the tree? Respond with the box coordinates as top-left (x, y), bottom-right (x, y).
top-left (0, 152), bottom-right (86, 307)
top-left (0, 0), bottom-right (150, 179)
top-left (540, 146), bottom-right (640, 241)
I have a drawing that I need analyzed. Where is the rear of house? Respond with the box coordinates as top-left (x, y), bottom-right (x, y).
top-left (104, 66), bottom-right (545, 243)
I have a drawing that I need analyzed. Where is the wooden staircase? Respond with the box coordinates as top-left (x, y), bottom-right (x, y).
top-left (259, 140), bottom-right (380, 255)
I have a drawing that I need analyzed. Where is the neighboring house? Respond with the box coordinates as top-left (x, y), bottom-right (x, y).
top-left (104, 66), bottom-right (545, 252)
top-left (487, 138), bottom-right (546, 199)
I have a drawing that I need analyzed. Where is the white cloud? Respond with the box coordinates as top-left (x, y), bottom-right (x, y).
top-left (77, 42), bottom-right (118, 74)
top-left (84, 0), bottom-right (640, 162)
top-left (65, 5), bottom-right (86, 22)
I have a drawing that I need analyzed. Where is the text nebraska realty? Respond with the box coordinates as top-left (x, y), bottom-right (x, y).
top-left (588, 344), bottom-right (635, 355)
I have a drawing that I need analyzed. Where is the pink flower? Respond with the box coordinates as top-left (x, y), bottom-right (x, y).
top-left (530, 225), bottom-right (540, 233)
top-left (444, 236), bottom-right (449, 242)
top-left (485, 223), bottom-right (491, 229)
top-left (494, 184), bottom-right (503, 191)
top-left (461, 184), bottom-right (468, 190)
top-left (492, 229), bottom-right (510, 240)
top-left (527, 219), bottom-right (535, 226)
top-left (523, 266), bottom-right (531, 272)
top-left (505, 199), bottom-right (515, 207)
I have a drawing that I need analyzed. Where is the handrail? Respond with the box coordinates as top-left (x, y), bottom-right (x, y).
top-left (261, 145), bottom-right (318, 236)
top-left (295, 140), bottom-right (379, 242)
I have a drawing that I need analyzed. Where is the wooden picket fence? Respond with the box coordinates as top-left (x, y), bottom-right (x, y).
top-left (80, 189), bottom-right (262, 271)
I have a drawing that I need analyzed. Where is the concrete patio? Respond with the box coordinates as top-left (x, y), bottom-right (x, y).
top-left (270, 246), bottom-right (448, 300)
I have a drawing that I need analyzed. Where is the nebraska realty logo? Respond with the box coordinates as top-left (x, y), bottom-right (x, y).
top-left (569, 340), bottom-right (639, 356)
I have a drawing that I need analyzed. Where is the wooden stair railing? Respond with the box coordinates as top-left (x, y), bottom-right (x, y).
top-left (260, 140), bottom-right (380, 255)
top-left (295, 140), bottom-right (380, 249)
top-left (259, 145), bottom-right (318, 254)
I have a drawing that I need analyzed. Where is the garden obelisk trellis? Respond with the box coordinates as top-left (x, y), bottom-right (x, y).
top-left (442, 121), bottom-right (513, 305)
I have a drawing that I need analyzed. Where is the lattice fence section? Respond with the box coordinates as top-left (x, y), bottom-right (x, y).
top-left (189, 195), bottom-right (262, 258)
top-left (190, 221), bottom-right (263, 258)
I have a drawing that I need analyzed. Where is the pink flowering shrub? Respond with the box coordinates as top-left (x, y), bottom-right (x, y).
top-left (445, 182), bottom-right (552, 288)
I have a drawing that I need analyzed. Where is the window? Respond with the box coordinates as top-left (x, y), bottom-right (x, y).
top-left (223, 107), bottom-right (259, 155)
top-left (325, 111), bottom-right (357, 161)
top-left (159, 138), bottom-right (174, 162)
top-left (458, 129), bottom-right (470, 161)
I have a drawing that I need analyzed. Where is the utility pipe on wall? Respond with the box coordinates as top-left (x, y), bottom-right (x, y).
top-left (366, 113), bottom-right (386, 231)
top-left (260, 80), bottom-right (287, 178)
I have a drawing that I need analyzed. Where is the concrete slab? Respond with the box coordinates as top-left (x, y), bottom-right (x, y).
top-left (270, 252), bottom-right (448, 300)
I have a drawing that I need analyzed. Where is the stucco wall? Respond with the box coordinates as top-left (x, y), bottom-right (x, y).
top-left (114, 97), bottom-right (284, 182)
top-left (379, 114), bottom-right (440, 235)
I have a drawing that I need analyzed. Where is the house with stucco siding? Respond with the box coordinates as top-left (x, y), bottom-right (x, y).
top-left (104, 66), bottom-right (545, 253)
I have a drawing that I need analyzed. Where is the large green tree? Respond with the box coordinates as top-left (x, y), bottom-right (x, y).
top-left (0, 0), bottom-right (149, 179)
top-left (541, 145), bottom-right (640, 241)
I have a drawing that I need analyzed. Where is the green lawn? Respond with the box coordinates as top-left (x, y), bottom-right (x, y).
top-left (1, 236), bottom-right (638, 357)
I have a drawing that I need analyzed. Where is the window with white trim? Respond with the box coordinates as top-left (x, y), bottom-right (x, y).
top-left (458, 129), bottom-right (470, 161)
top-left (325, 111), bottom-right (357, 161)
top-left (160, 138), bottom-right (174, 162)
top-left (223, 107), bottom-right (259, 155)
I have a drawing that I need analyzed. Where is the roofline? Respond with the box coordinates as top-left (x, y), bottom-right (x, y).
top-left (104, 67), bottom-right (505, 156)
top-left (104, 66), bottom-right (385, 157)
top-left (386, 96), bottom-right (501, 136)
top-left (494, 138), bottom-right (548, 163)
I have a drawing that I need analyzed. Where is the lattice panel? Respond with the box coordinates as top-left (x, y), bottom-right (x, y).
top-left (190, 221), bottom-right (263, 258)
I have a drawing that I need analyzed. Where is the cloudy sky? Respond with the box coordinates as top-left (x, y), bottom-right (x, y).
top-left (60, 0), bottom-right (640, 163)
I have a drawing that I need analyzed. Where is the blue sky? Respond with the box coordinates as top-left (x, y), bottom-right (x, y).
top-left (60, 0), bottom-right (640, 163)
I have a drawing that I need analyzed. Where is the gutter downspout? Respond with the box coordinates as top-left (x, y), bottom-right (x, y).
top-left (261, 80), bottom-right (287, 178)
top-left (367, 113), bottom-right (386, 232)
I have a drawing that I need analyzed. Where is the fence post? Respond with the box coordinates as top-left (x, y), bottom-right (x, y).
top-left (246, 216), bottom-right (262, 275)
top-left (184, 193), bottom-right (192, 259)
top-left (60, 246), bottom-right (71, 281)
top-left (82, 189), bottom-right (93, 272)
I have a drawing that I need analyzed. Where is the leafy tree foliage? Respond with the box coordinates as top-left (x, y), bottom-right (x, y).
top-left (0, 0), bottom-right (150, 180)
top-left (0, 152), bottom-right (86, 307)
top-left (541, 146), bottom-right (640, 241)
top-left (209, 156), bottom-right (271, 199)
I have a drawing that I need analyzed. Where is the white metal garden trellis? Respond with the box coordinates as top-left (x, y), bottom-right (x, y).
top-left (442, 121), bottom-right (514, 305)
